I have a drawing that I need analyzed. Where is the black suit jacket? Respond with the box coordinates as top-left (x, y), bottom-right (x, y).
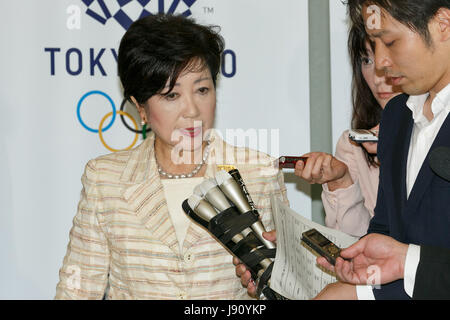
top-left (367, 94), bottom-right (450, 299)
top-left (413, 246), bottom-right (450, 299)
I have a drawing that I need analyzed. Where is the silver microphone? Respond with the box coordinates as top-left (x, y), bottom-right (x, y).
top-left (187, 190), bottom-right (272, 292)
top-left (186, 194), bottom-right (272, 270)
top-left (187, 194), bottom-right (245, 244)
top-left (193, 184), bottom-right (204, 198)
top-left (199, 178), bottom-right (233, 211)
top-left (215, 170), bottom-right (276, 249)
top-left (198, 178), bottom-right (253, 237)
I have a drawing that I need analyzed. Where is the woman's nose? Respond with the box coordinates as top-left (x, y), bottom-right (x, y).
top-left (183, 95), bottom-right (200, 118)
top-left (374, 68), bottom-right (386, 86)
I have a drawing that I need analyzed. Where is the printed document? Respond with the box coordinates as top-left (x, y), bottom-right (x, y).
top-left (270, 196), bottom-right (358, 300)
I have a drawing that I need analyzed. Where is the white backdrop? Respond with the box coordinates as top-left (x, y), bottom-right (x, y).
top-left (330, 0), bottom-right (353, 149)
top-left (0, 0), bottom-right (319, 299)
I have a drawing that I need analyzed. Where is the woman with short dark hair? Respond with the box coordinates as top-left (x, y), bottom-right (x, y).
top-left (55, 14), bottom-right (288, 300)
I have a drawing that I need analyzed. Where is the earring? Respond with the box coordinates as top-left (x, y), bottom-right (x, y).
top-left (141, 121), bottom-right (148, 140)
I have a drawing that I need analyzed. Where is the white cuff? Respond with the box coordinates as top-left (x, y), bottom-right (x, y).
top-left (404, 244), bottom-right (421, 298)
top-left (356, 285), bottom-right (375, 300)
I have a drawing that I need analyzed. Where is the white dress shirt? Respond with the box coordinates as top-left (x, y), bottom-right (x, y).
top-left (357, 83), bottom-right (450, 300)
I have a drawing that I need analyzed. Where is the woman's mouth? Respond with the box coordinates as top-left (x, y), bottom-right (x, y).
top-left (179, 127), bottom-right (202, 138)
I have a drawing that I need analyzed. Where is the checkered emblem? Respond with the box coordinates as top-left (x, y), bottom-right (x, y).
top-left (82, 0), bottom-right (197, 30)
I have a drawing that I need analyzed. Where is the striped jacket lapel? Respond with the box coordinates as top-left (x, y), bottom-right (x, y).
top-left (120, 132), bottom-right (180, 255)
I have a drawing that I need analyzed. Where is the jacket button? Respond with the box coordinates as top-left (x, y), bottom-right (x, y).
top-left (178, 291), bottom-right (188, 300)
top-left (184, 252), bottom-right (194, 263)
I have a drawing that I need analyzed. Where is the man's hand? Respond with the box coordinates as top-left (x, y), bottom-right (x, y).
top-left (233, 231), bottom-right (277, 297)
top-left (317, 233), bottom-right (408, 286)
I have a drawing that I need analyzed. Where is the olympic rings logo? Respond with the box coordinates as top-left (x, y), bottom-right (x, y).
top-left (76, 90), bottom-right (150, 152)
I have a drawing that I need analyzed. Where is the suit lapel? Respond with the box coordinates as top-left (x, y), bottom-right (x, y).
top-left (405, 113), bottom-right (450, 215)
top-left (384, 99), bottom-right (412, 229)
top-left (399, 116), bottom-right (413, 214)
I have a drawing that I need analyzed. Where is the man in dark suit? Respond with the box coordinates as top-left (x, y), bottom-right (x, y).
top-left (317, 147), bottom-right (450, 299)
top-left (315, 0), bottom-right (450, 299)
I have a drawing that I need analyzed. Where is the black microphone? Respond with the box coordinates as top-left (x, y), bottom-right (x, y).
top-left (429, 146), bottom-right (450, 182)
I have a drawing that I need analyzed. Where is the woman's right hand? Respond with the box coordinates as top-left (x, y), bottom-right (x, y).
top-left (294, 152), bottom-right (353, 191)
top-left (233, 231), bottom-right (277, 298)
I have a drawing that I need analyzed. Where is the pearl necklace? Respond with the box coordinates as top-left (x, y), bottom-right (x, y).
top-left (157, 144), bottom-right (211, 179)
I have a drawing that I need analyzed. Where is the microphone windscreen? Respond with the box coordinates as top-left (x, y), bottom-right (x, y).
top-left (193, 185), bottom-right (204, 197)
top-left (187, 194), bottom-right (203, 210)
top-left (215, 170), bottom-right (232, 185)
top-left (199, 178), bottom-right (218, 195)
top-left (429, 146), bottom-right (450, 182)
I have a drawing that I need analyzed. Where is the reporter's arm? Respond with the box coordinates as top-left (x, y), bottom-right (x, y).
top-left (322, 181), bottom-right (372, 237)
top-left (321, 131), bottom-right (372, 237)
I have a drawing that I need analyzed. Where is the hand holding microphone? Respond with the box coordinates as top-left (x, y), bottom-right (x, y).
top-left (182, 168), bottom-right (284, 299)
top-left (294, 152), bottom-right (353, 191)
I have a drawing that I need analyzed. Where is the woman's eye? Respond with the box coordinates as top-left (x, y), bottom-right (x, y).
top-left (362, 57), bottom-right (373, 65)
top-left (164, 92), bottom-right (179, 100)
top-left (385, 40), bottom-right (395, 47)
top-left (198, 87), bottom-right (209, 94)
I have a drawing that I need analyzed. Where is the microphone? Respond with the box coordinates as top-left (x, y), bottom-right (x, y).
top-left (193, 185), bottom-right (204, 197)
top-left (187, 194), bottom-right (244, 244)
top-left (186, 194), bottom-right (272, 271)
top-left (215, 170), bottom-right (276, 249)
top-left (429, 146), bottom-right (450, 182)
top-left (199, 178), bottom-right (233, 211)
top-left (198, 179), bottom-right (253, 238)
top-left (185, 181), bottom-right (281, 299)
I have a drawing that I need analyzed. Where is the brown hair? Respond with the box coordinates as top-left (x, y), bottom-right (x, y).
top-left (348, 23), bottom-right (381, 168)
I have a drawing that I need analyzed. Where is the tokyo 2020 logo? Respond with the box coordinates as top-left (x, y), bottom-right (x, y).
top-left (82, 0), bottom-right (197, 30)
